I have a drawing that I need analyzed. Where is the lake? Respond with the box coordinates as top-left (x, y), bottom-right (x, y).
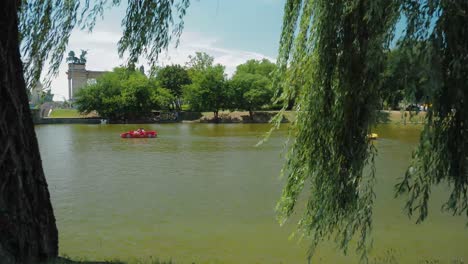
top-left (35, 123), bottom-right (467, 263)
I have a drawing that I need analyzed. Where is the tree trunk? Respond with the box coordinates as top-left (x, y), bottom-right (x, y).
top-left (176, 98), bottom-right (182, 111)
top-left (249, 110), bottom-right (254, 121)
top-left (213, 110), bottom-right (219, 123)
top-left (0, 1), bottom-right (59, 263)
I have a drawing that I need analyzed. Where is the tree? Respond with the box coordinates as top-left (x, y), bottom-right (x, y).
top-left (75, 67), bottom-right (173, 120)
top-left (186, 52), bottom-right (215, 72)
top-left (381, 42), bottom-right (429, 110)
top-left (184, 64), bottom-right (227, 122)
top-left (1, 2), bottom-right (58, 263)
top-left (119, 71), bottom-right (155, 119)
top-left (395, 0), bottom-right (468, 225)
top-left (274, 0), bottom-right (467, 261)
top-left (274, 0), bottom-right (399, 260)
top-left (229, 60), bottom-right (275, 119)
top-left (2, 1), bottom-right (189, 262)
top-left (235, 58), bottom-right (276, 77)
top-left (155, 64), bottom-right (191, 110)
top-left (4, 0), bottom-right (467, 263)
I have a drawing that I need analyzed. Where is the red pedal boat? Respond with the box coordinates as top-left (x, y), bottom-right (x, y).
top-left (120, 129), bottom-right (157, 138)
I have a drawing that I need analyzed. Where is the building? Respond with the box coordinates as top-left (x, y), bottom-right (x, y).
top-left (66, 63), bottom-right (108, 100)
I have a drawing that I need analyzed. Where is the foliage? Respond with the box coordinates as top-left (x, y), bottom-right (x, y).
top-left (118, 0), bottom-right (190, 65)
top-left (381, 41), bottom-right (429, 110)
top-left (183, 64), bottom-right (227, 120)
top-left (274, 0), bottom-right (399, 260)
top-left (235, 58), bottom-right (276, 77)
top-left (150, 86), bottom-right (175, 111)
top-left (19, 0), bottom-right (189, 89)
top-left (16, 0), bottom-right (468, 263)
top-left (395, 1), bottom-right (468, 225)
top-left (229, 74), bottom-right (272, 115)
top-left (154, 64), bottom-right (191, 110)
top-left (185, 52), bottom-right (215, 72)
top-left (75, 67), bottom-right (173, 119)
top-left (229, 59), bottom-right (276, 117)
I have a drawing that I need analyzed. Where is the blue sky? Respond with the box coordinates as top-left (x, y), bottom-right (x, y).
top-left (50, 0), bottom-right (286, 100)
top-left (183, 0), bottom-right (285, 57)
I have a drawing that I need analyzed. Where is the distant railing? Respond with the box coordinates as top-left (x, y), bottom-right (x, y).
top-left (151, 111), bottom-right (178, 122)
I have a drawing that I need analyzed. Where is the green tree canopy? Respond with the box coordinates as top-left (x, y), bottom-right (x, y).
top-left (75, 67), bottom-right (173, 119)
top-left (274, 0), bottom-right (399, 260)
top-left (229, 59), bottom-right (276, 118)
top-left (184, 64), bottom-right (228, 121)
top-left (235, 58), bottom-right (276, 77)
top-left (273, 0), bottom-right (467, 261)
top-left (186, 51), bottom-right (215, 73)
top-left (381, 41), bottom-right (429, 110)
top-left (154, 64), bottom-right (191, 110)
top-left (395, 0), bottom-right (468, 226)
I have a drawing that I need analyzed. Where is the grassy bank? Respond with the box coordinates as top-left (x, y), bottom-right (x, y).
top-left (198, 110), bottom-right (425, 124)
top-left (46, 109), bottom-right (426, 124)
top-left (198, 111), bottom-right (293, 123)
top-left (49, 109), bottom-right (98, 118)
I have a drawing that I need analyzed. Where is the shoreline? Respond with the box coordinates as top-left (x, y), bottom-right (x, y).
top-left (34, 110), bottom-right (427, 125)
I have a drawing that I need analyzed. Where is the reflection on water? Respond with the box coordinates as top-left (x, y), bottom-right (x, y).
top-left (35, 123), bottom-right (467, 263)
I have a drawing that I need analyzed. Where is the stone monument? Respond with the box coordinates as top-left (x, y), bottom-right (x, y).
top-left (66, 50), bottom-right (108, 100)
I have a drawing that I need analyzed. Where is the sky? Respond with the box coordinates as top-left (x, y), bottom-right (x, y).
top-left (50, 0), bottom-right (287, 101)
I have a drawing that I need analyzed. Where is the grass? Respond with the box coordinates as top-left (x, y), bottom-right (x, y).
top-left (199, 110), bottom-right (294, 123)
top-left (48, 109), bottom-right (97, 118)
top-left (46, 109), bottom-right (426, 124)
top-left (197, 110), bottom-right (425, 124)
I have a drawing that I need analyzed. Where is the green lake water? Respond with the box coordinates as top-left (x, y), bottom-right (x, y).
top-left (35, 123), bottom-right (467, 263)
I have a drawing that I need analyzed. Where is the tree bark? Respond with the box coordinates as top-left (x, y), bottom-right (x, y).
top-left (248, 110), bottom-right (253, 121)
top-left (0, 1), bottom-right (58, 263)
top-left (213, 110), bottom-right (219, 123)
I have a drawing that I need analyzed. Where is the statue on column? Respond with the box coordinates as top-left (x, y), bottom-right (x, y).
top-left (79, 50), bottom-right (88, 64)
top-left (66, 50), bottom-right (87, 64)
top-left (66, 51), bottom-right (78, 64)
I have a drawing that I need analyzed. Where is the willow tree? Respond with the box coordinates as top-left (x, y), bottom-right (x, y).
top-left (395, 1), bottom-right (468, 224)
top-left (273, 0), bottom-right (399, 260)
top-left (0, 0), bottom-right (188, 262)
top-left (274, 0), bottom-right (467, 261)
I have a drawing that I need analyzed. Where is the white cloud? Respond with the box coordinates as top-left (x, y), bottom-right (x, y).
top-left (49, 30), bottom-right (274, 100)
